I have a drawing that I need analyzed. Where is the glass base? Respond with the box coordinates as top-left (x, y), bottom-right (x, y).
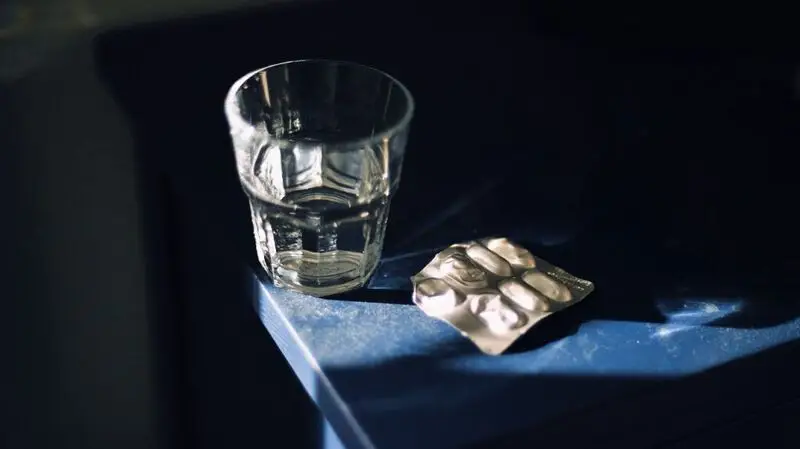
top-left (263, 253), bottom-right (379, 297)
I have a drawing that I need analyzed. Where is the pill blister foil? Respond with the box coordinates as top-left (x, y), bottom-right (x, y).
top-left (411, 237), bottom-right (594, 355)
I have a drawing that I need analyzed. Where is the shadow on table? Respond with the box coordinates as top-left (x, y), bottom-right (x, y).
top-left (339, 223), bottom-right (800, 336)
top-left (325, 249), bottom-right (800, 369)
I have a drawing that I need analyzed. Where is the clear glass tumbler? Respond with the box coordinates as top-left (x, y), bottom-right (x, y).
top-left (224, 60), bottom-right (414, 296)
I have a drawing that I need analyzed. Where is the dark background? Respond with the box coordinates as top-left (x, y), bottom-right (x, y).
top-left (3, 1), bottom-right (800, 448)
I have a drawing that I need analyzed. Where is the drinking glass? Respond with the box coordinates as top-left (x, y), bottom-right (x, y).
top-left (224, 60), bottom-right (414, 296)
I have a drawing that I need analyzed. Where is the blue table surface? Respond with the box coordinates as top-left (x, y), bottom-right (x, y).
top-left (255, 240), bottom-right (800, 449)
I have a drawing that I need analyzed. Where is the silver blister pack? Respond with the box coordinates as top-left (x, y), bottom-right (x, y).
top-left (411, 237), bottom-right (594, 355)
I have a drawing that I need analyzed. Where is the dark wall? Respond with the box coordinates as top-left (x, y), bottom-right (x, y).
top-left (1, 37), bottom-right (159, 448)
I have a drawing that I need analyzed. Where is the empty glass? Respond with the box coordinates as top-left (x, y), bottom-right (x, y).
top-left (224, 60), bottom-right (414, 296)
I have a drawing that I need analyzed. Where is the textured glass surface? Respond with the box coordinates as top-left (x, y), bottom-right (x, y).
top-left (225, 60), bottom-right (414, 296)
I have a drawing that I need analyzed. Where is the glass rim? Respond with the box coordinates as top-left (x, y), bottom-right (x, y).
top-left (224, 59), bottom-right (415, 147)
